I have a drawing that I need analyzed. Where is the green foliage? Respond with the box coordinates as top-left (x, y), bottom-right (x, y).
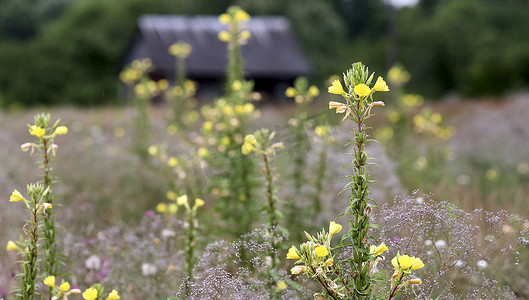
top-left (398, 0), bottom-right (529, 97)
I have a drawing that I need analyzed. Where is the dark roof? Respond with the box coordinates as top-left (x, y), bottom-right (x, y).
top-left (125, 15), bottom-right (312, 79)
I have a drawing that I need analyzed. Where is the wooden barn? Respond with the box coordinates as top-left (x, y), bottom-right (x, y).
top-left (123, 15), bottom-right (312, 97)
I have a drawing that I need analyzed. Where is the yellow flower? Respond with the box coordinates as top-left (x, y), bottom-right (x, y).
top-left (148, 146), bottom-right (158, 156)
top-left (82, 287), bottom-right (98, 300)
top-left (392, 254), bottom-right (424, 270)
top-left (408, 278), bottom-right (422, 285)
top-left (286, 246), bottom-right (301, 260)
top-left (411, 257), bottom-right (425, 270)
top-left (53, 126), bottom-right (68, 136)
top-left (285, 87), bottom-right (297, 98)
top-left (10, 189), bottom-right (25, 202)
top-left (244, 134), bottom-right (257, 145)
top-left (29, 125), bottom-right (45, 138)
top-left (43, 275), bottom-right (56, 288)
top-left (308, 86), bottom-right (320, 97)
top-left (197, 147), bottom-right (209, 158)
top-left (6, 240), bottom-right (19, 251)
top-left (106, 289), bottom-right (120, 300)
top-left (243, 103), bottom-right (254, 113)
top-left (60, 282), bottom-right (70, 292)
top-left (166, 191), bottom-right (177, 200)
top-left (276, 280), bottom-right (287, 291)
top-left (203, 121), bottom-right (213, 132)
top-left (290, 265), bottom-right (307, 275)
top-left (372, 76), bottom-right (390, 92)
top-left (431, 113), bottom-right (442, 124)
top-left (221, 136), bottom-right (231, 146)
top-left (167, 157), bottom-right (179, 167)
top-left (314, 126), bottom-right (327, 137)
top-left (353, 84), bottom-right (371, 97)
top-left (329, 221), bottom-right (342, 235)
top-left (218, 31), bottom-right (231, 42)
top-left (315, 245), bottom-right (329, 257)
top-left (168, 203), bottom-right (178, 214)
top-left (177, 195), bottom-right (188, 206)
top-left (232, 80), bottom-right (242, 91)
top-left (328, 80), bottom-right (345, 95)
top-left (241, 143), bottom-right (253, 155)
top-left (219, 13), bottom-right (231, 24)
top-left (156, 203), bottom-right (167, 214)
top-left (240, 30), bottom-right (251, 40)
top-left (234, 9), bottom-right (250, 22)
top-left (370, 242), bottom-right (389, 256)
top-left (194, 198), bottom-right (205, 208)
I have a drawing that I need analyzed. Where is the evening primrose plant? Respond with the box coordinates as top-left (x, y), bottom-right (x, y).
top-left (168, 42), bottom-right (199, 131)
top-left (195, 6), bottom-right (260, 237)
top-left (9, 183), bottom-right (49, 300)
top-left (241, 129), bottom-right (285, 295)
top-left (120, 58), bottom-right (168, 161)
top-left (287, 63), bottom-right (425, 299)
top-left (7, 113), bottom-right (68, 299)
top-left (218, 5), bottom-right (251, 96)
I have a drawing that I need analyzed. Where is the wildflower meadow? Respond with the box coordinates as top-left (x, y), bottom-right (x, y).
top-left (2, 6), bottom-right (529, 300)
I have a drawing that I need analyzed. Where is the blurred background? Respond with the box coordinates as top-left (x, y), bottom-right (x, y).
top-left (1, 0), bottom-right (529, 107)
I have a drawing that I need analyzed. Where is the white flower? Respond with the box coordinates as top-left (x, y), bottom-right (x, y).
top-left (161, 229), bottom-right (176, 239)
top-left (142, 263), bottom-right (158, 276)
top-left (85, 255), bottom-right (101, 270)
top-left (424, 240), bottom-right (433, 246)
top-left (435, 240), bottom-right (447, 249)
top-left (416, 196), bottom-right (424, 204)
top-left (454, 260), bottom-right (465, 268)
top-left (477, 260), bottom-right (488, 270)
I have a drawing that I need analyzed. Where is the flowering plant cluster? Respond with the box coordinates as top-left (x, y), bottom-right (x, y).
top-left (286, 63), bottom-right (425, 299)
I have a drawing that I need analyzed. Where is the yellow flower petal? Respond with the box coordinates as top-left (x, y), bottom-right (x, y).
top-left (372, 76), bottom-right (390, 92)
top-left (315, 245), bottom-right (329, 257)
top-left (53, 126), bottom-right (68, 136)
top-left (60, 282), bottom-right (70, 292)
top-left (374, 242), bottom-right (389, 256)
top-left (286, 246), bottom-right (301, 260)
top-left (234, 10), bottom-right (250, 22)
top-left (328, 80), bottom-right (345, 95)
top-left (308, 86), bottom-right (320, 97)
top-left (218, 31), bottom-right (231, 42)
top-left (353, 84), bottom-right (371, 97)
top-left (6, 240), bottom-right (19, 251)
top-left (43, 276), bottom-right (56, 288)
top-left (10, 189), bottom-right (25, 202)
top-left (329, 221), bottom-right (342, 235)
top-left (82, 287), bottom-right (98, 300)
top-left (285, 87), bottom-right (297, 98)
top-left (106, 289), bottom-right (120, 300)
top-left (219, 13), bottom-right (231, 24)
top-left (29, 125), bottom-right (45, 138)
top-left (411, 257), bottom-right (425, 270)
top-left (195, 198), bottom-right (205, 208)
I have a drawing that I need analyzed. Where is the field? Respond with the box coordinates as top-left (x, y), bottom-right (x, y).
top-left (1, 91), bottom-right (529, 299)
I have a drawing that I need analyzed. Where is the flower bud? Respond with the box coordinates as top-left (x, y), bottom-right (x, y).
top-left (20, 142), bottom-right (32, 152)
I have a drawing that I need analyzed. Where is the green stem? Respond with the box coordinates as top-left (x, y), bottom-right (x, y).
top-left (41, 138), bottom-right (57, 288)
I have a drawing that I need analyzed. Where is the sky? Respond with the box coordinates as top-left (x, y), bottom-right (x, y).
top-left (387, 0), bottom-right (419, 7)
